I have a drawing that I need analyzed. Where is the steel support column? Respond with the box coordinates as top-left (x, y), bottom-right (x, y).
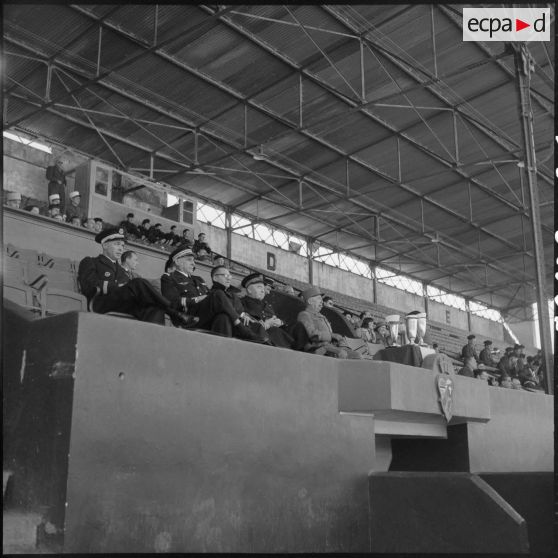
top-left (225, 210), bottom-right (232, 260)
top-left (307, 238), bottom-right (314, 284)
top-left (514, 44), bottom-right (553, 394)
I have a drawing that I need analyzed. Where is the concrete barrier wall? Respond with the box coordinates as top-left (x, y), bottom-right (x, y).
top-left (467, 387), bottom-right (554, 473)
top-left (369, 472), bottom-right (529, 553)
top-left (64, 313), bottom-right (375, 553)
top-left (376, 282), bottom-right (425, 313)
top-left (230, 233), bottom-right (309, 283)
top-left (470, 314), bottom-right (505, 340)
top-left (428, 299), bottom-right (469, 331)
top-left (314, 261), bottom-right (373, 301)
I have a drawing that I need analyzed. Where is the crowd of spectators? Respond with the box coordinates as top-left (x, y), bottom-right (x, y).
top-left (458, 334), bottom-right (545, 391)
top-left (5, 179), bottom-right (546, 383)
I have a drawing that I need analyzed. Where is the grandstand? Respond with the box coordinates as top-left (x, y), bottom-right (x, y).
top-left (2, 4), bottom-right (554, 555)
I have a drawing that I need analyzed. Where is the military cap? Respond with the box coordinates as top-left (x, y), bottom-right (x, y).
top-left (242, 273), bottom-right (265, 289)
top-left (466, 334), bottom-right (476, 340)
top-left (7, 191), bottom-right (21, 201)
top-left (95, 227), bottom-right (125, 245)
top-left (48, 194), bottom-right (60, 203)
top-left (69, 190), bottom-right (81, 199)
top-left (484, 340), bottom-right (492, 345)
top-left (170, 246), bottom-right (194, 261)
top-left (301, 286), bottom-right (322, 301)
top-left (374, 322), bottom-right (388, 332)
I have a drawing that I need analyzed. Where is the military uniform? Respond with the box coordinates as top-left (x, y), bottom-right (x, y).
top-left (242, 295), bottom-right (293, 348)
top-left (77, 229), bottom-right (190, 325)
top-left (160, 269), bottom-right (209, 325)
top-left (200, 283), bottom-right (266, 341)
top-left (479, 347), bottom-right (495, 366)
top-left (65, 203), bottom-right (84, 223)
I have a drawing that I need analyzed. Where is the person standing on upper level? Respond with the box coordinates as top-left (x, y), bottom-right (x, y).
top-left (46, 157), bottom-right (67, 212)
top-left (461, 334), bottom-right (479, 361)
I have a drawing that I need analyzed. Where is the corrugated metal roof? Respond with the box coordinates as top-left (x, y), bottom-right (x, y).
top-left (3, 3), bottom-right (554, 316)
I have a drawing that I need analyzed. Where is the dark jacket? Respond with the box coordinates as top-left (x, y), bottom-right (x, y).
top-left (78, 254), bottom-right (130, 302)
top-left (209, 281), bottom-right (243, 319)
top-left (160, 270), bottom-right (209, 311)
top-left (241, 296), bottom-right (277, 321)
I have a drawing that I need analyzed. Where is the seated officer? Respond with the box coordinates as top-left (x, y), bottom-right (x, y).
top-left (241, 273), bottom-right (293, 348)
top-left (296, 287), bottom-right (361, 359)
top-left (160, 246), bottom-right (208, 326)
top-left (201, 266), bottom-right (267, 342)
top-left (78, 228), bottom-right (193, 326)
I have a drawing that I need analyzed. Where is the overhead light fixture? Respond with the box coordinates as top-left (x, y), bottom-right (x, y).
top-left (252, 145), bottom-right (267, 161)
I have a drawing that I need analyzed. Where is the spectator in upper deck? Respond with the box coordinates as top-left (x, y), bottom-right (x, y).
top-left (93, 217), bottom-right (104, 232)
top-left (65, 191), bottom-right (84, 223)
top-left (193, 232), bottom-right (212, 259)
top-left (25, 204), bottom-right (40, 215)
top-left (69, 215), bottom-right (81, 227)
top-left (164, 225), bottom-right (181, 246)
top-left (48, 204), bottom-right (62, 219)
top-left (147, 223), bottom-right (165, 244)
top-left (120, 213), bottom-right (141, 239)
top-left (179, 228), bottom-right (193, 248)
top-left (48, 193), bottom-right (61, 209)
top-left (138, 219), bottom-right (151, 240)
top-left (83, 217), bottom-right (96, 231)
top-left (461, 334), bottom-right (479, 361)
top-left (322, 296), bottom-right (334, 309)
top-left (432, 343), bottom-right (440, 353)
top-left (5, 191), bottom-right (22, 209)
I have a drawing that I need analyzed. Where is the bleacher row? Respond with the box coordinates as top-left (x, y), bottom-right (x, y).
top-left (3, 238), bottom-right (491, 362)
top-left (251, 266), bottom-right (476, 359)
top-left (3, 244), bottom-right (87, 317)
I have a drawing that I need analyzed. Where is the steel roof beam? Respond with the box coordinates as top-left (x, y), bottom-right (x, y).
top-left (199, 9), bottom-right (553, 236)
top-left (66, 4), bottom-right (552, 249)
top-left (4, 35), bottom-right (535, 311)
top-left (437, 4), bottom-right (554, 116)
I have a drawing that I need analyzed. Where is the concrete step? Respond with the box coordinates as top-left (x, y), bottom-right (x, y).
top-left (2, 509), bottom-right (41, 553)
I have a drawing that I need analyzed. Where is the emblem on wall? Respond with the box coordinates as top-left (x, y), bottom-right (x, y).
top-left (436, 374), bottom-right (454, 422)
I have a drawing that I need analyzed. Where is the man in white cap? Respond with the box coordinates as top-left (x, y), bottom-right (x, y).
top-left (65, 191), bottom-right (83, 223)
top-left (160, 245), bottom-right (208, 326)
top-left (77, 228), bottom-right (195, 326)
top-left (46, 157), bottom-right (66, 211)
top-left (295, 287), bottom-right (361, 359)
top-left (48, 193), bottom-right (61, 209)
top-left (5, 191), bottom-right (22, 209)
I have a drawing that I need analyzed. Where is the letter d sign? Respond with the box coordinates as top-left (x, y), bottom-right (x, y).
top-left (533, 13), bottom-right (545, 32)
